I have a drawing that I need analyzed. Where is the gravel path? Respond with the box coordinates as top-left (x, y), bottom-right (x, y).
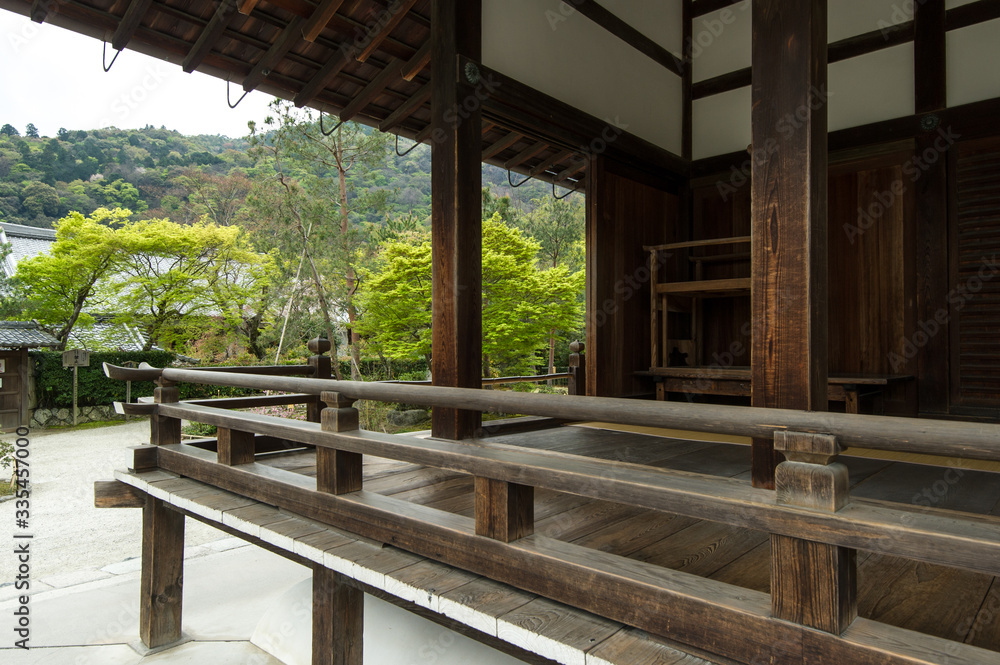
top-left (1, 420), bottom-right (226, 585)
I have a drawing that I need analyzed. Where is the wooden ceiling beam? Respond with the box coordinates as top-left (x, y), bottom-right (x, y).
top-left (111, 0), bottom-right (155, 51)
top-left (482, 131), bottom-right (523, 160)
top-left (355, 0), bottom-right (419, 62)
top-left (338, 57), bottom-right (404, 121)
top-left (182, 0), bottom-right (240, 73)
top-left (29, 0), bottom-right (51, 23)
top-left (302, 0), bottom-right (347, 42)
top-left (294, 44), bottom-right (357, 107)
top-left (570, 0), bottom-right (683, 77)
top-left (553, 161), bottom-right (585, 183)
top-left (400, 41), bottom-right (430, 81)
top-left (238, 0), bottom-right (260, 15)
top-left (529, 149), bottom-right (576, 177)
top-left (242, 16), bottom-right (305, 91)
top-left (503, 141), bottom-right (549, 170)
top-left (379, 81), bottom-right (431, 131)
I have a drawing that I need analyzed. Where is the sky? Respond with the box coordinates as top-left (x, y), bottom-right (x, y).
top-left (0, 11), bottom-right (277, 138)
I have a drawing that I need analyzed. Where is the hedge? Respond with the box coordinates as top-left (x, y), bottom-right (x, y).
top-left (31, 351), bottom-right (432, 408)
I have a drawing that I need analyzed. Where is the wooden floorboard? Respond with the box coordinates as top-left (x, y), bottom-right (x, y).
top-left (249, 424), bottom-right (1000, 654)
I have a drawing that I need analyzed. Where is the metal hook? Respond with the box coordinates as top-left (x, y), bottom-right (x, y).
top-left (320, 113), bottom-right (345, 136)
top-left (508, 169), bottom-right (531, 188)
top-left (553, 181), bottom-right (579, 200)
top-left (102, 40), bottom-right (122, 73)
top-left (227, 78), bottom-right (249, 109)
top-left (395, 134), bottom-right (420, 157)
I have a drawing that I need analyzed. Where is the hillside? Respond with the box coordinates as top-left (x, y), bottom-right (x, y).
top-left (0, 123), bottom-right (565, 230)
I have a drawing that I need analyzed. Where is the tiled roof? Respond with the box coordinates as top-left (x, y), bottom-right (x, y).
top-left (0, 321), bottom-right (61, 348)
top-left (69, 318), bottom-right (149, 352)
top-left (1, 222), bottom-right (56, 277)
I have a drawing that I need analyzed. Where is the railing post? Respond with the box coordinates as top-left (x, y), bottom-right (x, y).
top-left (315, 390), bottom-right (363, 665)
top-left (475, 478), bottom-right (534, 543)
top-left (771, 431), bottom-right (857, 635)
top-left (308, 336), bottom-right (333, 423)
top-left (217, 428), bottom-right (255, 466)
top-left (317, 391), bottom-right (362, 495)
top-left (141, 372), bottom-right (185, 649)
top-left (568, 340), bottom-right (586, 396)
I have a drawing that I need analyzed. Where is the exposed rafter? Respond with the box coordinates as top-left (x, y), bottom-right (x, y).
top-left (400, 41), bottom-right (430, 81)
top-left (379, 82), bottom-right (431, 132)
top-left (28, 0), bottom-right (49, 23)
top-left (503, 141), bottom-right (549, 170)
top-left (302, 0), bottom-right (347, 42)
top-left (242, 16), bottom-right (305, 91)
top-left (237, 0), bottom-right (259, 15)
top-left (338, 57), bottom-right (404, 121)
top-left (112, 0), bottom-right (155, 51)
top-left (482, 132), bottom-right (522, 160)
top-left (355, 0), bottom-right (419, 62)
top-left (530, 149), bottom-right (575, 178)
top-left (569, 0), bottom-right (683, 77)
top-left (294, 44), bottom-right (357, 107)
top-left (182, 0), bottom-right (239, 73)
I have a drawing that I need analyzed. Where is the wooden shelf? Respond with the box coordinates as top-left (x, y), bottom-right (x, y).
top-left (656, 277), bottom-right (751, 297)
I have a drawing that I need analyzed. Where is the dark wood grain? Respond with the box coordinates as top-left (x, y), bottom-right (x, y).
top-left (313, 566), bottom-right (363, 665)
top-left (429, 0), bottom-right (482, 440)
top-left (217, 427), bottom-right (256, 466)
top-left (475, 477), bottom-right (534, 543)
top-left (140, 496), bottom-right (185, 649)
top-left (94, 480), bottom-right (146, 508)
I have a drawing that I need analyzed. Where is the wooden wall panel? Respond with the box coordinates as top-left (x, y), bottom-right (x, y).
top-left (951, 135), bottom-right (1000, 410)
top-left (587, 157), bottom-right (679, 397)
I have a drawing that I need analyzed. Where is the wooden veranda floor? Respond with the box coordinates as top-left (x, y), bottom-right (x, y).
top-left (256, 423), bottom-right (1000, 653)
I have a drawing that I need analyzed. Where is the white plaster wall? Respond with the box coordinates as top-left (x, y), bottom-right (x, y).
top-left (828, 43), bottom-right (914, 131)
top-left (691, 2), bottom-right (751, 83)
top-left (692, 86), bottom-right (750, 160)
top-left (947, 18), bottom-right (1000, 108)
top-left (829, 0), bottom-right (914, 41)
top-left (482, 0), bottom-right (683, 155)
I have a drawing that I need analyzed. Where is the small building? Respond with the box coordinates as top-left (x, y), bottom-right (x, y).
top-left (0, 320), bottom-right (59, 431)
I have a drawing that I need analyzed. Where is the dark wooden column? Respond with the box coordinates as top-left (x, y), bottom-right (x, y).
top-left (750, 0), bottom-right (829, 489)
top-left (430, 0), bottom-right (483, 440)
top-left (913, 0), bottom-right (950, 415)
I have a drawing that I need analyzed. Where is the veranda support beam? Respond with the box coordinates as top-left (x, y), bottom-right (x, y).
top-left (430, 0), bottom-right (483, 440)
top-left (750, 0), bottom-right (829, 488)
top-left (313, 567), bottom-right (363, 665)
top-left (140, 496), bottom-right (185, 649)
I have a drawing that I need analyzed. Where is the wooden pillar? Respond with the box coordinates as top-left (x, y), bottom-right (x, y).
top-left (308, 336), bottom-right (333, 423)
top-left (141, 374), bottom-right (184, 649)
top-left (474, 477), bottom-right (533, 543)
top-left (217, 427), bottom-right (255, 466)
top-left (771, 431), bottom-right (856, 634)
top-left (317, 391), bottom-right (362, 495)
top-left (430, 0), bottom-right (482, 440)
top-left (313, 566), bottom-right (363, 665)
top-left (913, 0), bottom-right (950, 415)
top-left (140, 496), bottom-right (185, 648)
top-left (313, 391), bottom-right (363, 665)
top-left (750, 0), bottom-right (829, 488)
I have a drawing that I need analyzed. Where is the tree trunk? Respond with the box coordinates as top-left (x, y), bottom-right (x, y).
top-left (337, 131), bottom-right (362, 381)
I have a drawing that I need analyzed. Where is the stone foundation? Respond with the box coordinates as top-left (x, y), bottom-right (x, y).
top-left (30, 405), bottom-right (127, 429)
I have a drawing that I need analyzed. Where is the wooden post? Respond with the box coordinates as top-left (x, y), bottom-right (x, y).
top-left (750, 0), bottom-right (829, 489)
top-left (217, 427), bottom-right (255, 466)
top-left (568, 341), bottom-right (586, 396)
top-left (430, 0), bottom-right (482, 440)
top-left (151, 376), bottom-right (181, 447)
top-left (140, 373), bottom-right (185, 649)
top-left (317, 391), bottom-right (363, 495)
top-left (313, 566), bottom-right (363, 665)
top-left (308, 336), bottom-right (333, 423)
top-left (475, 477), bottom-right (533, 543)
top-left (771, 431), bottom-right (856, 634)
top-left (72, 365), bottom-right (78, 426)
top-left (140, 496), bottom-right (185, 648)
top-left (314, 390), bottom-right (363, 665)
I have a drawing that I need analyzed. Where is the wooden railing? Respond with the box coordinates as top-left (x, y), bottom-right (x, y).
top-left (103, 342), bottom-right (1000, 665)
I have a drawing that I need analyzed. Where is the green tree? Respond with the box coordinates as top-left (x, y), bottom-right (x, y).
top-left (0, 124), bottom-right (19, 137)
top-left (21, 181), bottom-right (60, 219)
top-left (24, 123), bottom-right (39, 138)
top-left (14, 208), bottom-right (128, 348)
top-left (356, 215), bottom-right (584, 376)
top-left (114, 218), bottom-right (271, 352)
top-left (249, 100), bottom-right (393, 377)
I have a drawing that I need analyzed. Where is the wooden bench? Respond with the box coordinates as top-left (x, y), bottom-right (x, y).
top-left (640, 366), bottom-right (914, 414)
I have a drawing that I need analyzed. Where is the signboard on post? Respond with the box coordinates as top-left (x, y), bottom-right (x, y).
top-left (62, 349), bottom-right (90, 368)
top-left (62, 349), bottom-right (90, 426)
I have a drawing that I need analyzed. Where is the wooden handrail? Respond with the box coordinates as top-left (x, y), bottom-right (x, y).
top-left (153, 402), bottom-right (1000, 577)
top-left (104, 364), bottom-right (1000, 462)
top-left (643, 235), bottom-right (751, 252)
top-left (384, 373), bottom-right (570, 386)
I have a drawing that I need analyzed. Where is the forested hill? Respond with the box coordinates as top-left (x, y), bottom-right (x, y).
top-left (0, 122), bottom-right (559, 230)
